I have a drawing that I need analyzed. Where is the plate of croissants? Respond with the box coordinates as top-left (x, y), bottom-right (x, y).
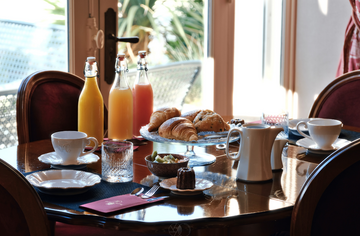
top-left (140, 107), bottom-right (241, 146)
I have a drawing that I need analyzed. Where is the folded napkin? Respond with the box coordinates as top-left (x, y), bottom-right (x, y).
top-left (80, 194), bottom-right (165, 213)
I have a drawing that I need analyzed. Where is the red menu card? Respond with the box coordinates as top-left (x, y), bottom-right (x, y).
top-left (80, 194), bottom-right (165, 213)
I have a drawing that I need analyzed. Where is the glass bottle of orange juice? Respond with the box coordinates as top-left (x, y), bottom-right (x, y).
top-left (108, 53), bottom-right (133, 140)
top-left (78, 57), bottom-right (104, 147)
top-left (133, 51), bottom-right (153, 136)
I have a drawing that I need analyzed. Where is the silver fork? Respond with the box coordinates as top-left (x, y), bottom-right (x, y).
top-left (141, 183), bottom-right (160, 199)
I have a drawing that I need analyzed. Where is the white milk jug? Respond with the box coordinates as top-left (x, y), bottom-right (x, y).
top-left (226, 123), bottom-right (283, 182)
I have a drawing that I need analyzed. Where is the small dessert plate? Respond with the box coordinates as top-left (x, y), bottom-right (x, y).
top-left (26, 169), bottom-right (101, 196)
top-left (160, 177), bottom-right (213, 196)
top-left (38, 152), bottom-right (99, 169)
top-left (296, 138), bottom-right (351, 154)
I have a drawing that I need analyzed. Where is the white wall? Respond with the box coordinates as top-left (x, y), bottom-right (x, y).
top-left (295, 0), bottom-right (351, 118)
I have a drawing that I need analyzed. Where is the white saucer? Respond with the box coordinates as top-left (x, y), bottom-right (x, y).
top-left (38, 152), bottom-right (99, 169)
top-left (26, 169), bottom-right (101, 196)
top-left (296, 138), bottom-right (351, 154)
top-left (160, 177), bottom-right (213, 195)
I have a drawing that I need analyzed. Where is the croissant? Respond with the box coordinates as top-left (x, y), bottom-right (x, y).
top-left (158, 117), bottom-right (198, 141)
top-left (181, 109), bottom-right (201, 122)
top-left (193, 109), bottom-right (230, 132)
top-left (148, 107), bottom-right (181, 132)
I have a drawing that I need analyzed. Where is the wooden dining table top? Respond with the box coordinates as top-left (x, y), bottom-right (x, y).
top-left (0, 128), bottom-right (350, 236)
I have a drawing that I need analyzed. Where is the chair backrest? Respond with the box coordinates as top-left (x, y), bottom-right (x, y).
top-left (309, 70), bottom-right (360, 131)
top-left (291, 138), bottom-right (360, 236)
top-left (0, 159), bottom-right (51, 236)
top-left (16, 70), bottom-right (108, 144)
top-left (127, 60), bottom-right (201, 110)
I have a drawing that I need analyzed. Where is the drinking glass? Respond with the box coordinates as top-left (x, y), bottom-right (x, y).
top-left (261, 111), bottom-right (289, 136)
top-left (102, 140), bottom-right (133, 183)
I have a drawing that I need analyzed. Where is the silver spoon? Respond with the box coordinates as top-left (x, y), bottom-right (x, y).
top-left (130, 187), bottom-right (144, 196)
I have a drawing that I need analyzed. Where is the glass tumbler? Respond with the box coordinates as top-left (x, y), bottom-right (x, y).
top-left (102, 140), bottom-right (133, 183)
top-left (261, 111), bottom-right (289, 137)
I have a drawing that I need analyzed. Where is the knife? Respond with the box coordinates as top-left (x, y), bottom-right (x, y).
top-left (146, 196), bottom-right (169, 202)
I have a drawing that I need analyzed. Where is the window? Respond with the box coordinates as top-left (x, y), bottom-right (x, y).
top-left (116, 0), bottom-right (205, 111)
top-left (233, 0), bottom-right (285, 120)
top-left (0, 0), bottom-right (67, 149)
top-left (70, 0), bottom-right (205, 112)
top-left (0, 0), bottom-right (289, 149)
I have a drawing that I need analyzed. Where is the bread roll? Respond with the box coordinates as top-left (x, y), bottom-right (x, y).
top-left (181, 109), bottom-right (201, 122)
top-left (148, 107), bottom-right (181, 132)
top-left (158, 117), bottom-right (198, 141)
top-left (193, 109), bottom-right (230, 132)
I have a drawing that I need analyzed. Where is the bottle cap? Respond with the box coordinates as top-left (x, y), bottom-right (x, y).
top-left (138, 51), bottom-right (146, 58)
top-left (87, 57), bottom-right (96, 64)
top-left (117, 53), bottom-right (125, 61)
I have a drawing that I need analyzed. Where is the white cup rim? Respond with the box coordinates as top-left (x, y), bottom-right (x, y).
top-left (242, 123), bottom-right (270, 129)
top-left (51, 131), bottom-right (87, 139)
top-left (307, 119), bottom-right (342, 126)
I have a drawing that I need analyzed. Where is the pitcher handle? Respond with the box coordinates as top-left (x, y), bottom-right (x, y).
top-left (80, 137), bottom-right (99, 157)
top-left (226, 127), bottom-right (242, 161)
top-left (296, 121), bottom-right (312, 140)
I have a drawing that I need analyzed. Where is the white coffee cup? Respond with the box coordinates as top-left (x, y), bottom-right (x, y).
top-left (296, 119), bottom-right (343, 150)
top-left (51, 131), bottom-right (98, 165)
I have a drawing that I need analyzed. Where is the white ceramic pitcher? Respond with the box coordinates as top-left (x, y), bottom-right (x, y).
top-left (271, 138), bottom-right (288, 170)
top-left (226, 123), bottom-right (283, 182)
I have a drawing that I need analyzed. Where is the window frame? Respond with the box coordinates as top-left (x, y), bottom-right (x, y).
top-left (209, 0), bottom-right (235, 117)
top-left (69, 0), bottom-right (117, 107)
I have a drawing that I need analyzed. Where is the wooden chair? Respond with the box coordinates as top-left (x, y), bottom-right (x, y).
top-left (0, 158), bottom-right (138, 236)
top-left (16, 70), bottom-right (123, 235)
top-left (290, 138), bottom-right (360, 236)
top-left (0, 158), bottom-right (51, 236)
top-left (16, 70), bottom-right (108, 144)
top-left (309, 70), bottom-right (360, 132)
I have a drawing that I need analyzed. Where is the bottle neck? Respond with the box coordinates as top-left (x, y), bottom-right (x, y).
top-left (135, 69), bottom-right (150, 85)
top-left (137, 57), bottom-right (148, 71)
top-left (135, 57), bottom-right (149, 85)
top-left (84, 62), bottom-right (98, 78)
top-left (84, 76), bottom-right (99, 87)
top-left (113, 67), bottom-right (129, 89)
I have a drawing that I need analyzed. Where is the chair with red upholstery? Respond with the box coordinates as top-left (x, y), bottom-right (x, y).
top-left (0, 158), bottom-right (51, 236)
top-left (309, 70), bottom-right (360, 131)
top-left (15, 70), bottom-right (128, 235)
top-left (290, 138), bottom-right (360, 236)
top-left (16, 70), bottom-right (108, 144)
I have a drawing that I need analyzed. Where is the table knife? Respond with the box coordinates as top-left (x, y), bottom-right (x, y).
top-left (146, 196), bottom-right (169, 202)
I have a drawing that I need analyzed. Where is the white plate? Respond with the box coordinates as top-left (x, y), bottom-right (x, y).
top-left (26, 169), bottom-right (101, 195)
top-left (38, 152), bottom-right (99, 169)
top-left (160, 177), bottom-right (213, 195)
top-left (140, 125), bottom-right (240, 147)
top-left (296, 138), bottom-right (351, 154)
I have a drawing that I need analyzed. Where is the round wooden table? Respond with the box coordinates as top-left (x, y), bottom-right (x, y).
top-left (0, 136), bottom-right (325, 236)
